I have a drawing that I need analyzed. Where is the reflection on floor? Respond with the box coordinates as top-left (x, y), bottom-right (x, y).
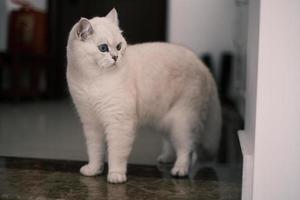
top-left (0, 100), bottom-right (162, 165)
top-left (0, 157), bottom-right (242, 200)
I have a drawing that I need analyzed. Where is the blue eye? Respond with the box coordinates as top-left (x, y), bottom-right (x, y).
top-left (98, 44), bottom-right (109, 52)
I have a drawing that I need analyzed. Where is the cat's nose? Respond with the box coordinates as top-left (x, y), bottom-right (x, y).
top-left (112, 55), bottom-right (118, 61)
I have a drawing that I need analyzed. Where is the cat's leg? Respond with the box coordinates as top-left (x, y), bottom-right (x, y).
top-left (157, 136), bottom-right (176, 163)
top-left (80, 123), bottom-right (105, 176)
top-left (106, 121), bottom-right (136, 183)
top-left (169, 114), bottom-right (194, 177)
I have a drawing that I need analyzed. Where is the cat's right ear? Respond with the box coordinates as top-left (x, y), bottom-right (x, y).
top-left (76, 18), bottom-right (94, 41)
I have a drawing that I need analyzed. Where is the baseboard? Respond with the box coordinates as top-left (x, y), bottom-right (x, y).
top-left (238, 130), bottom-right (253, 200)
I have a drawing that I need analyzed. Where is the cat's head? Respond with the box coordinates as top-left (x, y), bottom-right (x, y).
top-left (69, 8), bottom-right (127, 71)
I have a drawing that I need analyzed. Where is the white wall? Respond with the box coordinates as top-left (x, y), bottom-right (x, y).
top-left (244, 0), bottom-right (259, 158)
top-left (253, 0), bottom-right (300, 199)
top-left (239, 0), bottom-right (259, 199)
top-left (167, 0), bottom-right (237, 78)
top-left (241, 0), bottom-right (300, 199)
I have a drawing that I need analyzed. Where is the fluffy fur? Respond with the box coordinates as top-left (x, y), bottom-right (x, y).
top-left (66, 8), bottom-right (222, 183)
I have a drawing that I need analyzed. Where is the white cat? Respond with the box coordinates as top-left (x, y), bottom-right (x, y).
top-left (66, 8), bottom-right (221, 184)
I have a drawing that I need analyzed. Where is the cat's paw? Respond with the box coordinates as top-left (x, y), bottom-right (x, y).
top-left (157, 154), bottom-right (175, 163)
top-left (107, 172), bottom-right (127, 183)
top-left (171, 165), bottom-right (189, 177)
top-left (80, 164), bottom-right (103, 176)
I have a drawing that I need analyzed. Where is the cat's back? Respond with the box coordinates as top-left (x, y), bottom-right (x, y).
top-left (125, 42), bottom-right (212, 87)
top-left (126, 42), bottom-right (209, 75)
top-left (129, 42), bottom-right (184, 53)
top-left (127, 42), bottom-right (198, 63)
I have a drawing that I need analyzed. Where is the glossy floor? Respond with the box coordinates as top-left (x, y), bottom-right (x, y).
top-left (0, 99), bottom-right (242, 165)
top-left (0, 157), bottom-right (242, 200)
top-left (0, 100), bottom-right (162, 165)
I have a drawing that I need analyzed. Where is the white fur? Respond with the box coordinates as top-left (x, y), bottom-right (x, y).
top-left (66, 9), bottom-right (222, 184)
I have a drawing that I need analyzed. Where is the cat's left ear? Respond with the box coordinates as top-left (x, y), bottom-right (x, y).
top-left (106, 8), bottom-right (119, 26)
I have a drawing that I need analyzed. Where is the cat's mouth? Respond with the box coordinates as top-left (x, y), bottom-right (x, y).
top-left (96, 60), bottom-right (118, 70)
top-left (104, 62), bottom-right (118, 71)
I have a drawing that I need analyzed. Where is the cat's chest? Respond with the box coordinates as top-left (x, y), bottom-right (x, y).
top-left (69, 76), bottom-right (131, 110)
top-left (68, 76), bottom-right (101, 106)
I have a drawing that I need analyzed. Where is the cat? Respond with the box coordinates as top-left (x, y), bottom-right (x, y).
top-left (66, 8), bottom-right (222, 184)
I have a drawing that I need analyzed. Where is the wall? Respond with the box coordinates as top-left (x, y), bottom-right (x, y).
top-left (0, 0), bottom-right (47, 51)
top-left (0, 1), bottom-right (7, 51)
top-left (253, 0), bottom-right (300, 199)
top-left (239, 0), bottom-right (259, 199)
top-left (233, 0), bottom-right (248, 116)
top-left (241, 0), bottom-right (300, 199)
top-left (167, 0), bottom-right (237, 79)
top-left (6, 0), bottom-right (47, 11)
top-left (2, 0), bottom-right (237, 79)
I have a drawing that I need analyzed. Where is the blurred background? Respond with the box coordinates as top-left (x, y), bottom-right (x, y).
top-left (0, 0), bottom-right (247, 165)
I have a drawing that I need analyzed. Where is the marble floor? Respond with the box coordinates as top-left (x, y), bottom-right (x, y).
top-left (0, 157), bottom-right (242, 200)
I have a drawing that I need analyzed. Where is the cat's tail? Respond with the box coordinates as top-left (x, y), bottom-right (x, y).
top-left (196, 87), bottom-right (222, 162)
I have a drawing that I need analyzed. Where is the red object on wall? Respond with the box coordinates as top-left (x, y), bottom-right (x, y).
top-left (8, 7), bottom-right (48, 54)
top-left (0, 6), bottom-right (49, 100)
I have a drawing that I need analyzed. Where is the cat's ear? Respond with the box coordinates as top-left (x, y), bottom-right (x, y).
top-left (106, 8), bottom-right (119, 26)
top-left (76, 18), bottom-right (94, 41)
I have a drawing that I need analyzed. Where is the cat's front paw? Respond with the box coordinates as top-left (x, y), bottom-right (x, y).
top-left (107, 172), bottom-right (127, 183)
top-left (80, 164), bottom-right (103, 176)
top-left (171, 165), bottom-right (189, 177)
